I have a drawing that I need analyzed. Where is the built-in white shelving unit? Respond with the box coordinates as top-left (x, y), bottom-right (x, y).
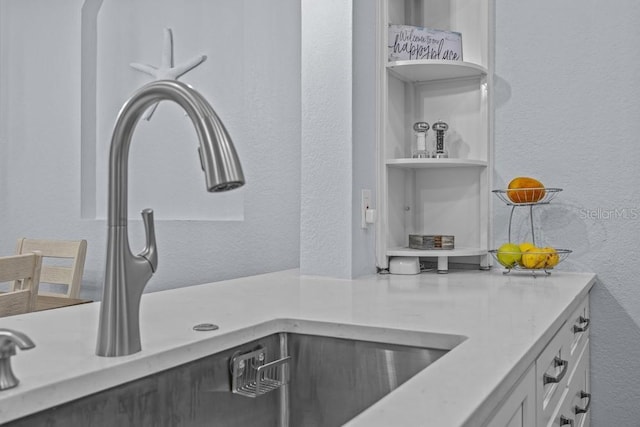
top-left (376, 0), bottom-right (494, 273)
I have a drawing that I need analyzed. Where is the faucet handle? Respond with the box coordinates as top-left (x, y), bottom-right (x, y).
top-left (0, 329), bottom-right (35, 391)
top-left (139, 208), bottom-right (158, 272)
top-left (0, 329), bottom-right (35, 354)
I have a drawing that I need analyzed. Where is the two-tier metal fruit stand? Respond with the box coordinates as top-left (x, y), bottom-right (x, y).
top-left (490, 187), bottom-right (572, 275)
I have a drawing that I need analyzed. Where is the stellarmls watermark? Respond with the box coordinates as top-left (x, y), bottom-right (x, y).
top-left (579, 208), bottom-right (639, 220)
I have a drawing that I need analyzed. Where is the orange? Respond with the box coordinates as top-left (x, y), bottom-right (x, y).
top-left (507, 177), bottom-right (546, 203)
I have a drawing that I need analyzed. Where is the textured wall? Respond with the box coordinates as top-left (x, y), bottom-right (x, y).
top-left (351, 1), bottom-right (378, 278)
top-left (495, 1), bottom-right (640, 424)
top-left (299, 0), bottom-right (378, 279)
top-left (0, 0), bottom-right (378, 299)
top-left (300, 0), bottom-right (354, 278)
top-left (0, 0), bottom-right (302, 300)
top-left (300, 0), bottom-right (376, 278)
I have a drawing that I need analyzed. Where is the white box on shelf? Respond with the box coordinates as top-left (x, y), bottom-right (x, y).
top-left (388, 24), bottom-right (462, 62)
top-left (389, 256), bottom-right (420, 275)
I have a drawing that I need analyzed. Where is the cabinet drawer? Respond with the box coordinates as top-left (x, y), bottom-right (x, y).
top-left (566, 295), bottom-right (590, 363)
top-left (536, 321), bottom-right (572, 427)
top-left (547, 340), bottom-right (591, 427)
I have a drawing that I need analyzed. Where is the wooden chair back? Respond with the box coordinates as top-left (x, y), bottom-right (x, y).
top-left (0, 252), bottom-right (42, 317)
top-left (14, 238), bottom-right (87, 299)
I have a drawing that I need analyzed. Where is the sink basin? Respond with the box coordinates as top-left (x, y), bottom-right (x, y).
top-left (7, 323), bottom-right (465, 427)
top-left (286, 332), bottom-right (455, 426)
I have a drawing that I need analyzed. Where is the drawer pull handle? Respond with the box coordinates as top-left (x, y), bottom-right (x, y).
top-left (560, 415), bottom-right (574, 426)
top-left (572, 316), bottom-right (590, 333)
top-left (543, 357), bottom-right (569, 385)
top-left (574, 391), bottom-right (592, 415)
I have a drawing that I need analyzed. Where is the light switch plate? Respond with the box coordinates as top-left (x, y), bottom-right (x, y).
top-left (361, 189), bottom-right (372, 229)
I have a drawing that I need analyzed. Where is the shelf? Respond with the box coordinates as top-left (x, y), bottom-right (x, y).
top-left (387, 60), bottom-right (487, 83)
top-left (386, 158), bottom-right (488, 169)
top-left (387, 247), bottom-right (487, 258)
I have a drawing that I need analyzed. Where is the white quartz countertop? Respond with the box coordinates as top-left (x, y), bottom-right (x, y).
top-left (0, 269), bottom-right (595, 426)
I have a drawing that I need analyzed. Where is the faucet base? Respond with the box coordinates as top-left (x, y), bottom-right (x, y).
top-left (96, 226), bottom-right (149, 357)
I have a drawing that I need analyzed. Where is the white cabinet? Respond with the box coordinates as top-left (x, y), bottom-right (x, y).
top-left (536, 314), bottom-right (573, 426)
top-left (544, 296), bottom-right (591, 427)
top-left (485, 366), bottom-right (536, 427)
top-left (484, 294), bottom-right (592, 427)
top-left (376, 0), bottom-right (494, 273)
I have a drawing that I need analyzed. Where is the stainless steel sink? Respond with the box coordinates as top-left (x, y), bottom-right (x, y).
top-left (286, 333), bottom-right (452, 426)
top-left (7, 328), bottom-right (464, 427)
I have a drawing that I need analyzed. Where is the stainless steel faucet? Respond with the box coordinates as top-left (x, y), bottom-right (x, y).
top-left (0, 329), bottom-right (35, 390)
top-left (96, 80), bottom-right (245, 357)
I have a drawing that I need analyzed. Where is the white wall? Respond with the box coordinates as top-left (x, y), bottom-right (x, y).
top-left (300, 0), bottom-right (377, 278)
top-left (0, 0), bottom-right (378, 296)
top-left (300, 0), bottom-right (377, 279)
top-left (300, 0), bottom-right (354, 277)
top-left (495, 1), bottom-right (640, 424)
top-left (0, 0), bottom-right (302, 300)
top-left (352, 1), bottom-right (378, 278)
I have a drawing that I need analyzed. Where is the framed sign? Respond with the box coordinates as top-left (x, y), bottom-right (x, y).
top-left (388, 24), bottom-right (462, 62)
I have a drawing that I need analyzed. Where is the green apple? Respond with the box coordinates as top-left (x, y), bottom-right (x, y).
top-left (497, 243), bottom-right (522, 267)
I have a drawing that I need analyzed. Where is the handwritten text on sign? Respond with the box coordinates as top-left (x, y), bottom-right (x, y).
top-left (388, 25), bottom-right (462, 62)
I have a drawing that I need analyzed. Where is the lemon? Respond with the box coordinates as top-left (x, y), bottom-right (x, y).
top-left (521, 247), bottom-right (546, 269)
top-left (496, 243), bottom-right (522, 268)
top-left (541, 247), bottom-right (560, 268)
top-left (518, 242), bottom-right (536, 267)
top-left (519, 242), bottom-right (535, 253)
